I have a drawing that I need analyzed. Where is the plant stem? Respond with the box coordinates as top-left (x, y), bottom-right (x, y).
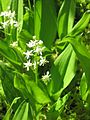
top-left (35, 62), bottom-right (38, 84)
top-left (28, 0), bottom-right (31, 10)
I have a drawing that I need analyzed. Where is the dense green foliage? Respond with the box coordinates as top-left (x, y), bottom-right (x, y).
top-left (0, 0), bottom-right (90, 119)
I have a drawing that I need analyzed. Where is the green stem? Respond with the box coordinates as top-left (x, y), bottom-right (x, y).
top-left (35, 62), bottom-right (38, 84)
top-left (28, 0), bottom-right (31, 10)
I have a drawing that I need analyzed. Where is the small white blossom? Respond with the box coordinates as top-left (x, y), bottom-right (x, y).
top-left (0, 11), bottom-right (8, 17)
top-left (1, 21), bottom-right (9, 28)
top-left (0, 10), bottom-right (15, 18)
top-left (33, 35), bottom-right (36, 40)
top-left (23, 60), bottom-right (33, 71)
top-left (23, 50), bottom-right (33, 59)
top-left (10, 11), bottom-right (15, 18)
top-left (13, 21), bottom-right (18, 27)
top-left (34, 46), bottom-right (43, 55)
top-left (38, 40), bottom-right (43, 45)
top-left (39, 56), bottom-right (49, 66)
top-left (9, 18), bottom-right (14, 26)
top-left (27, 40), bottom-right (37, 48)
top-left (10, 41), bottom-right (18, 47)
top-left (9, 19), bottom-right (18, 27)
top-left (7, 10), bottom-right (12, 18)
top-left (42, 71), bottom-right (51, 81)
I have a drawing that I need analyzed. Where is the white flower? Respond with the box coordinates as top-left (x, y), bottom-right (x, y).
top-left (38, 40), bottom-right (43, 45)
top-left (34, 46), bottom-right (43, 55)
top-left (27, 40), bottom-right (37, 48)
top-left (1, 21), bottom-right (9, 28)
top-left (0, 11), bottom-right (8, 17)
top-left (33, 35), bottom-right (36, 40)
top-left (7, 10), bottom-right (12, 17)
top-left (9, 18), bottom-right (14, 26)
top-left (0, 10), bottom-right (18, 28)
top-left (10, 41), bottom-right (18, 47)
top-left (23, 60), bottom-right (33, 71)
top-left (9, 19), bottom-right (18, 27)
top-left (42, 71), bottom-right (51, 81)
top-left (0, 10), bottom-right (15, 18)
top-left (13, 21), bottom-right (18, 27)
top-left (39, 56), bottom-right (49, 66)
top-left (33, 61), bottom-right (37, 69)
top-left (23, 50), bottom-right (33, 59)
top-left (10, 11), bottom-right (15, 18)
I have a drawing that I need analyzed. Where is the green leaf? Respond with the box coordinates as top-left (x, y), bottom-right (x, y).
top-left (55, 93), bottom-right (69, 111)
top-left (3, 97), bottom-right (20, 120)
top-left (12, 101), bottom-right (33, 120)
top-left (0, 40), bottom-right (21, 66)
top-left (24, 79), bottom-right (51, 104)
top-left (58, 0), bottom-right (76, 38)
top-left (23, 10), bottom-right (34, 35)
top-left (80, 73), bottom-right (88, 101)
top-left (15, 73), bottom-right (50, 104)
top-left (11, 0), bottom-right (18, 12)
top-left (12, 101), bottom-right (26, 120)
top-left (69, 37), bottom-right (90, 88)
top-left (34, 0), bottom-right (42, 39)
top-left (34, 0), bottom-right (57, 48)
top-left (49, 44), bottom-right (76, 100)
top-left (17, 0), bottom-right (23, 33)
top-left (0, 64), bottom-right (20, 103)
top-left (1, 0), bottom-right (11, 10)
top-left (69, 10), bottom-right (90, 36)
top-left (14, 74), bottom-right (30, 99)
top-left (14, 73), bottom-right (42, 113)
top-left (68, 37), bottom-right (90, 106)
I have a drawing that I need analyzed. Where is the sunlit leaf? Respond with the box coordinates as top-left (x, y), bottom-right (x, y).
top-left (80, 73), bottom-right (88, 101)
top-left (69, 10), bottom-right (90, 36)
top-left (58, 0), bottom-right (76, 38)
top-left (0, 40), bottom-right (22, 66)
top-left (3, 97), bottom-right (20, 120)
top-left (1, 0), bottom-right (11, 10)
top-left (17, 0), bottom-right (23, 33)
top-left (49, 44), bottom-right (76, 100)
top-left (34, 0), bottom-right (57, 48)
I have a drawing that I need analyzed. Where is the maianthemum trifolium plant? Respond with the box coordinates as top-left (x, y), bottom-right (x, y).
top-left (0, 0), bottom-right (90, 119)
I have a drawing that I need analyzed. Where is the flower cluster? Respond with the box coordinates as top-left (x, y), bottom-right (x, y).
top-left (0, 10), bottom-right (18, 29)
top-left (23, 36), bottom-right (49, 71)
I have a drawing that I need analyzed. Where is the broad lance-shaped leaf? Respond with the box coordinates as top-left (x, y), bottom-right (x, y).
top-left (14, 74), bottom-right (30, 99)
top-left (0, 40), bottom-right (21, 66)
top-left (80, 73), bottom-right (88, 101)
top-left (34, 0), bottom-right (42, 39)
top-left (58, 0), bottom-right (76, 38)
top-left (14, 74), bottom-right (43, 113)
top-left (69, 37), bottom-right (90, 87)
top-left (34, 0), bottom-right (57, 48)
top-left (14, 73), bottom-right (51, 104)
top-left (3, 97), bottom-right (20, 120)
top-left (48, 44), bottom-right (76, 100)
top-left (0, 65), bottom-right (20, 103)
top-left (23, 77), bottom-right (51, 104)
top-left (12, 101), bottom-right (32, 120)
top-left (55, 93), bottom-right (69, 111)
top-left (69, 10), bottom-right (90, 36)
top-left (69, 37), bottom-right (90, 105)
